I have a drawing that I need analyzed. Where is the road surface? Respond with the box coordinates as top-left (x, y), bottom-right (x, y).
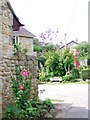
top-left (38, 83), bottom-right (89, 118)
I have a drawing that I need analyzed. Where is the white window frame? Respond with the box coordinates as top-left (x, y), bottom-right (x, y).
top-left (13, 36), bottom-right (19, 45)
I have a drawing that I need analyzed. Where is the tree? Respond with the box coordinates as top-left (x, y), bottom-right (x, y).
top-left (34, 42), bottom-right (56, 53)
top-left (75, 41), bottom-right (89, 60)
top-left (42, 44), bottom-right (56, 52)
top-left (37, 56), bottom-right (46, 70)
top-left (39, 28), bottom-right (59, 44)
top-left (44, 48), bottom-right (74, 77)
top-left (74, 41), bottom-right (90, 66)
top-left (34, 45), bottom-right (43, 52)
top-left (61, 48), bottom-right (74, 72)
top-left (45, 51), bottom-right (60, 76)
top-left (33, 38), bottom-right (39, 45)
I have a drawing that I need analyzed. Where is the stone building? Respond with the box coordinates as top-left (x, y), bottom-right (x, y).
top-left (0, 0), bottom-right (24, 56)
top-left (0, 0), bottom-right (38, 118)
top-left (13, 27), bottom-right (35, 55)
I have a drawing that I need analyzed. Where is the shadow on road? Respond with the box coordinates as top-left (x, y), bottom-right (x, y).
top-left (54, 102), bottom-right (88, 118)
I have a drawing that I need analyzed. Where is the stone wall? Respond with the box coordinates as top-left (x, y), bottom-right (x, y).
top-left (0, 0), bottom-right (38, 118)
top-left (0, 0), bottom-right (13, 118)
top-left (2, 0), bottom-right (13, 56)
top-left (1, 54), bottom-right (38, 116)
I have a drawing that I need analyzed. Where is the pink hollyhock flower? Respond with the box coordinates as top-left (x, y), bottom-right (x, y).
top-left (20, 85), bottom-right (24, 90)
top-left (21, 69), bottom-right (28, 76)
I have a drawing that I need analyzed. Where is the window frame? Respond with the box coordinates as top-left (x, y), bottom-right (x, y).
top-left (13, 36), bottom-right (19, 45)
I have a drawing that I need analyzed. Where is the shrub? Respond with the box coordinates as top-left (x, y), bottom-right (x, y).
top-left (34, 45), bottom-right (43, 52)
top-left (79, 65), bottom-right (87, 72)
top-left (63, 74), bottom-right (73, 82)
top-left (87, 59), bottom-right (90, 65)
top-left (81, 68), bottom-right (90, 80)
top-left (71, 68), bottom-right (80, 79)
top-left (6, 99), bottom-right (54, 119)
top-left (37, 56), bottom-right (46, 69)
top-left (39, 70), bottom-right (47, 82)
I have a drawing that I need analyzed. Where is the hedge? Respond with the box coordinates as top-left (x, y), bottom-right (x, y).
top-left (81, 68), bottom-right (90, 80)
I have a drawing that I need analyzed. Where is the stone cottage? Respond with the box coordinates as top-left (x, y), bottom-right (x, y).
top-left (13, 27), bottom-right (35, 55)
top-left (0, 0), bottom-right (38, 118)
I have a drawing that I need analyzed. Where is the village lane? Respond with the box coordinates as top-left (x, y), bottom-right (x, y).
top-left (38, 83), bottom-right (89, 118)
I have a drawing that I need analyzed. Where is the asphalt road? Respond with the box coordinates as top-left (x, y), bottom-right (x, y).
top-left (38, 83), bottom-right (89, 118)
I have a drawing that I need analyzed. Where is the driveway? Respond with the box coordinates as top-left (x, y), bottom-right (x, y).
top-left (38, 83), bottom-right (88, 118)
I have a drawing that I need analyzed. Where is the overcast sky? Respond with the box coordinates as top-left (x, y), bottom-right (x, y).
top-left (9, 0), bottom-right (89, 44)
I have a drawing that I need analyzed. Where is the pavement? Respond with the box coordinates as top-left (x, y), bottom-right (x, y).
top-left (38, 83), bottom-right (89, 118)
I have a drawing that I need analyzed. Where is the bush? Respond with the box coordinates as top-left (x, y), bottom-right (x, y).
top-left (81, 68), bottom-right (90, 80)
top-left (63, 74), bottom-right (73, 82)
top-left (79, 65), bottom-right (87, 72)
top-left (5, 99), bottom-right (54, 119)
top-left (37, 56), bottom-right (46, 69)
top-left (39, 70), bottom-right (46, 82)
top-left (62, 69), bottom-right (80, 82)
top-left (34, 45), bottom-right (43, 52)
top-left (71, 68), bottom-right (80, 79)
top-left (87, 59), bottom-right (90, 65)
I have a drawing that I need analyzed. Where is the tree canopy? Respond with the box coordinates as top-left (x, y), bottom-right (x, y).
top-left (75, 41), bottom-right (89, 60)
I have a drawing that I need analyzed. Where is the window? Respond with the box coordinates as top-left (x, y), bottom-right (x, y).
top-left (13, 36), bottom-right (19, 45)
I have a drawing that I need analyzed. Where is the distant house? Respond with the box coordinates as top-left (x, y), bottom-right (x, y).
top-left (60, 40), bottom-right (78, 51)
top-left (13, 27), bottom-right (35, 55)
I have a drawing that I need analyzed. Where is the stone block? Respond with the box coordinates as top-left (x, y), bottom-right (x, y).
top-left (0, 16), bottom-right (2, 22)
top-left (2, 76), bottom-right (10, 82)
top-left (8, 14), bottom-right (13, 27)
top-left (7, 62), bottom-right (12, 67)
top-left (11, 67), bottom-right (15, 71)
top-left (0, 72), bottom-right (4, 76)
top-left (0, 9), bottom-right (2, 15)
top-left (0, 61), bottom-right (3, 64)
top-left (18, 61), bottom-right (25, 66)
top-left (3, 72), bottom-right (11, 76)
top-left (4, 67), bottom-right (10, 72)
top-left (18, 53), bottom-right (26, 60)
top-left (3, 37), bottom-right (9, 44)
top-left (0, 67), bottom-right (3, 72)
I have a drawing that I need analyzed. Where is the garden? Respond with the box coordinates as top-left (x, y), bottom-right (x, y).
top-left (5, 40), bottom-right (90, 119)
top-left (34, 40), bottom-right (90, 83)
top-left (5, 44), bottom-right (54, 119)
